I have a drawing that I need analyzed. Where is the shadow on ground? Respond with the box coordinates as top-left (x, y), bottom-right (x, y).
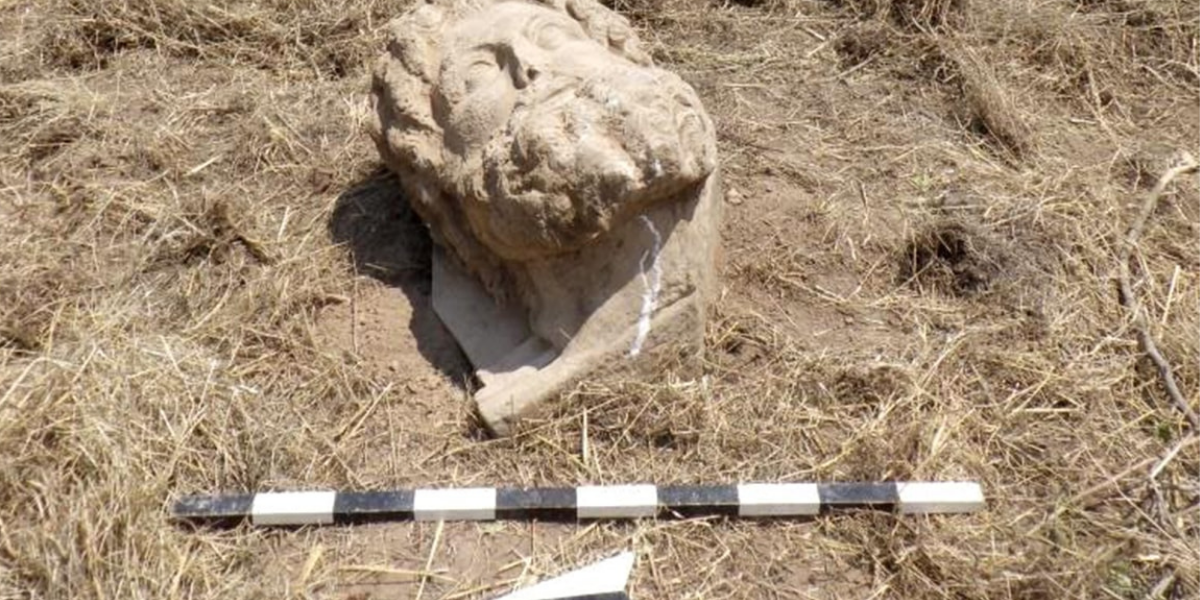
top-left (328, 167), bottom-right (472, 385)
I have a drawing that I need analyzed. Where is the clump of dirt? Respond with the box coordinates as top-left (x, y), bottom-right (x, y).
top-left (1120, 142), bottom-right (1189, 190)
top-left (899, 220), bottom-right (1010, 298)
top-left (156, 199), bottom-right (273, 268)
top-left (0, 270), bottom-right (63, 354)
top-left (836, 0), bottom-right (968, 30)
top-left (834, 22), bottom-right (892, 66)
top-left (949, 47), bottom-right (1035, 158)
top-left (831, 364), bottom-right (910, 408)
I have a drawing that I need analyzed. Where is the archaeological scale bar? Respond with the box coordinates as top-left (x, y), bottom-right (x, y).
top-left (171, 481), bottom-right (985, 527)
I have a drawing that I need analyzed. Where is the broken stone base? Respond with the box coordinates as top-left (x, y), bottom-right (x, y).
top-left (432, 175), bottom-right (721, 436)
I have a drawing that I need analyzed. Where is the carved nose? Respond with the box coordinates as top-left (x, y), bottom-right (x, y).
top-left (507, 39), bottom-right (546, 90)
top-left (515, 66), bottom-right (540, 89)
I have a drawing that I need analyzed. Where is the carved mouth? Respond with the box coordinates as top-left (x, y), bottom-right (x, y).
top-left (526, 81), bottom-right (578, 107)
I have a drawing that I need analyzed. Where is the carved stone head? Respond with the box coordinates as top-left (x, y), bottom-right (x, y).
top-left (371, 0), bottom-right (716, 285)
top-left (370, 0), bottom-right (721, 435)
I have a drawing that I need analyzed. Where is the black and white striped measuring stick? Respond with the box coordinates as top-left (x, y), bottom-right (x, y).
top-left (172, 481), bottom-right (984, 527)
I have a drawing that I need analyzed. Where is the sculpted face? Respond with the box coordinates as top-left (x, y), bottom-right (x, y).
top-left (378, 0), bottom-right (717, 261)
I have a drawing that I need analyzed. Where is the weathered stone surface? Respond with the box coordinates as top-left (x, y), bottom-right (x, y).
top-left (370, 0), bottom-right (721, 435)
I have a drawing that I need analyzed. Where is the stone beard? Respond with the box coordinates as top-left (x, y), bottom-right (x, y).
top-left (371, 0), bottom-right (722, 435)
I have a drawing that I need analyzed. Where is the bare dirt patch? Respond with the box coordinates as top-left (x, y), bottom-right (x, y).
top-left (321, 173), bottom-right (470, 384)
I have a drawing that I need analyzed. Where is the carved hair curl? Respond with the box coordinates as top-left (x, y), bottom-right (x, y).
top-left (368, 0), bottom-right (652, 297)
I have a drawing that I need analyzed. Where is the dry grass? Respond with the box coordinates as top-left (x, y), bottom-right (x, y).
top-left (836, 0), bottom-right (968, 30)
top-left (950, 45), bottom-right (1035, 159)
top-left (2, 0), bottom-right (1198, 598)
top-left (33, 0), bottom-right (408, 75)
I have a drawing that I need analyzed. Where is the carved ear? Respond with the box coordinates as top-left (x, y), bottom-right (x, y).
top-left (370, 8), bottom-right (446, 184)
top-left (387, 3), bottom-right (447, 79)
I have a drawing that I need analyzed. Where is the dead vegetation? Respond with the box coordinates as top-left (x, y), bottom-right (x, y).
top-left (2, 0), bottom-right (1198, 598)
top-left (899, 220), bottom-right (1012, 297)
top-left (835, 0), bottom-right (968, 30)
top-left (950, 47), bottom-right (1035, 159)
top-left (36, 0), bottom-right (408, 76)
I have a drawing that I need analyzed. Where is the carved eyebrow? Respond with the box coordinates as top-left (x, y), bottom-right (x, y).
top-left (461, 43), bottom-right (506, 69)
top-left (466, 42), bottom-right (504, 57)
top-left (521, 13), bottom-right (582, 41)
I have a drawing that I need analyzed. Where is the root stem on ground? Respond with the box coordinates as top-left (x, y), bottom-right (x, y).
top-left (1117, 151), bottom-right (1200, 430)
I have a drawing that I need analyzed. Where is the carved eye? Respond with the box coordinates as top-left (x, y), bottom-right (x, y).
top-left (464, 56), bottom-right (502, 94)
top-left (534, 23), bottom-right (578, 50)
